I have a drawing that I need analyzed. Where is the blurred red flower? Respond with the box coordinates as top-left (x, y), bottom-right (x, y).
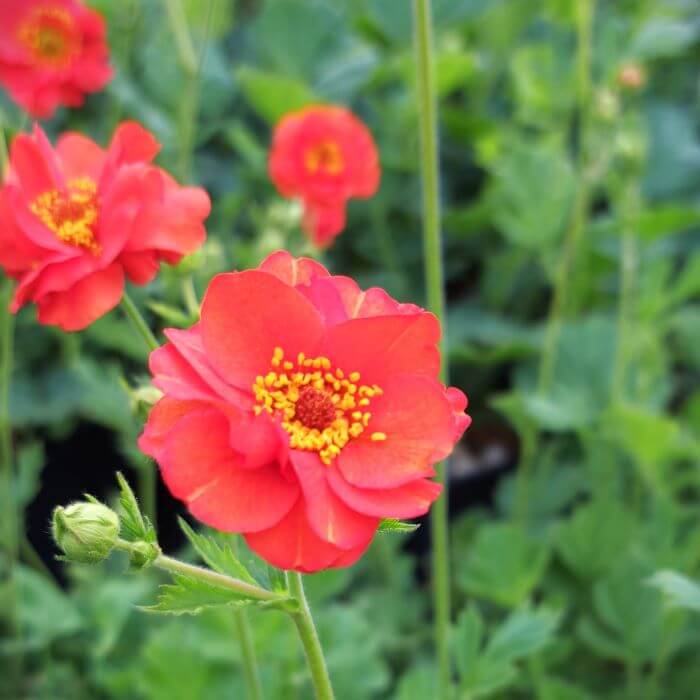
top-left (0, 0), bottom-right (113, 118)
top-left (0, 122), bottom-right (210, 330)
top-left (269, 106), bottom-right (380, 248)
top-left (139, 251), bottom-right (470, 572)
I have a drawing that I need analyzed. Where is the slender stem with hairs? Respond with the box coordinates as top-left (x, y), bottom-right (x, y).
top-left (412, 0), bottom-right (452, 696)
top-left (121, 290), bottom-right (160, 352)
top-left (287, 572), bottom-right (335, 700)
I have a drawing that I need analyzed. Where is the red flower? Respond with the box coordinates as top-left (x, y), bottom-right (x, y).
top-left (139, 251), bottom-right (470, 572)
top-left (269, 106), bottom-right (380, 248)
top-left (0, 0), bottom-right (112, 118)
top-left (0, 122), bottom-right (210, 331)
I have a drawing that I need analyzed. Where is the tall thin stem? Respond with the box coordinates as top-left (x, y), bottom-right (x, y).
top-left (0, 277), bottom-right (20, 683)
top-left (287, 572), bottom-right (335, 700)
top-left (515, 0), bottom-right (596, 521)
top-left (412, 0), bottom-right (451, 696)
top-left (121, 291), bottom-right (159, 352)
top-left (233, 610), bottom-right (265, 700)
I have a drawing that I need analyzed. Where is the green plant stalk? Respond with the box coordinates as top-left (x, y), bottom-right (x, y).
top-left (114, 538), bottom-right (284, 602)
top-left (161, 0), bottom-right (197, 75)
top-left (611, 185), bottom-right (639, 404)
top-left (412, 0), bottom-right (451, 696)
top-left (515, 0), bottom-right (595, 522)
top-left (287, 572), bottom-right (335, 700)
top-left (233, 609), bottom-right (265, 700)
top-left (121, 291), bottom-right (160, 352)
top-left (0, 277), bottom-right (20, 683)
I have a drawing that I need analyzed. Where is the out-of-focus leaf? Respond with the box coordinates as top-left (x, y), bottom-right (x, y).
top-left (635, 205), bottom-right (700, 241)
top-left (14, 441), bottom-right (45, 508)
top-left (632, 19), bottom-right (699, 60)
top-left (236, 67), bottom-right (316, 123)
top-left (457, 523), bottom-right (550, 607)
top-left (648, 570), bottom-right (700, 613)
top-left (556, 500), bottom-right (636, 580)
top-left (489, 139), bottom-right (575, 249)
top-left (485, 605), bottom-right (560, 662)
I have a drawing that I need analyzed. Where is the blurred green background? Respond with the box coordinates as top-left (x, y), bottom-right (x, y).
top-left (1, 0), bottom-right (700, 698)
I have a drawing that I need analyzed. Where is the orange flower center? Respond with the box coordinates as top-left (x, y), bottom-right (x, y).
top-left (18, 7), bottom-right (81, 68)
top-left (30, 178), bottom-right (101, 254)
top-left (304, 140), bottom-right (344, 175)
top-left (253, 347), bottom-right (386, 465)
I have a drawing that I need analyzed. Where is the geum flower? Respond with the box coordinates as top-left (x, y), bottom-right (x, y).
top-left (0, 122), bottom-right (210, 331)
top-left (0, 0), bottom-right (112, 118)
top-left (139, 251), bottom-right (470, 572)
top-left (269, 106), bottom-right (380, 248)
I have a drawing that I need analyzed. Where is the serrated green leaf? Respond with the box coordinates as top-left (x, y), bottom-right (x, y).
top-left (178, 518), bottom-right (257, 586)
top-left (116, 471), bottom-right (156, 544)
top-left (485, 605), bottom-right (560, 663)
top-left (648, 570), bottom-right (700, 613)
top-left (377, 519), bottom-right (420, 534)
top-left (142, 574), bottom-right (256, 616)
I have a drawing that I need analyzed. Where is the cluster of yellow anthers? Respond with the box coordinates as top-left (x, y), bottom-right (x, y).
top-left (253, 347), bottom-right (387, 465)
top-left (304, 140), bottom-right (344, 175)
top-left (31, 178), bottom-right (101, 254)
top-left (19, 7), bottom-right (78, 68)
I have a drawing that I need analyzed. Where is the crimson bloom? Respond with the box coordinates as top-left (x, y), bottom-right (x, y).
top-left (139, 251), bottom-right (470, 572)
top-left (269, 106), bottom-right (380, 248)
top-left (0, 0), bottom-right (112, 118)
top-left (0, 122), bottom-right (210, 331)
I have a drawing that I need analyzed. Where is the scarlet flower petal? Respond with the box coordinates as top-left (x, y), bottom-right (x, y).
top-left (302, 200), bottom-right (347, 247)
top-left (258, 250), bottom-right (330, 287)
top-left (162, 410), bottom-right (299, 533)
top-left (328, 469), bottom-right (442, 519)
top-left (325, 313), bottom-right (441, 385)
top-left (8, 130), bottom-right (63, 199)
top-left (338, 374), bottom-right (454, 489)
top-left (138, 397), bottom-right (208, 462)
top-left (56, 132), bottom-right (106, 181)
top-left (289, 451), bottom-right (379, 549)
top-left (200, 270), bottom-right (325, 389)
top-left (245, 500), bottom-right (364, 573)
top-left (36, 263), bottom-right (124, 331)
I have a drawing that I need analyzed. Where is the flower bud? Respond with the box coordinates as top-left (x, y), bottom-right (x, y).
top-left (617, 63), bottom-right (646, 91)
top-left (52, 502), bottom-right (120, 564)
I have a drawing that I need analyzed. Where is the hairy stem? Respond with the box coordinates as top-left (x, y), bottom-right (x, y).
top-left (412, 0), bottom-right (451, 695)
top-left (121, 291), bottom-right (160, 352)
top-left (233, 609), bottom-right (265, 700)
top-left (287, 572), bottom-right (335, 700)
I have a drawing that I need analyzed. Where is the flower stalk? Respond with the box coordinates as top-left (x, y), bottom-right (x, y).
top-left (233, 609), bottom-right (265, 700)
top-left (121, 290), bottom-right (160, 352)
top-left (412, 0), bottom-right (452, 695)
top-left (287, 572), bottom-right (335, 700)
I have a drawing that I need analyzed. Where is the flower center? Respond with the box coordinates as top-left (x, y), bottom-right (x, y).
top-left (30, 177), bottom-right (101, 254)
top-left (18, 7), bottom-right (81, 68)
top-left (253, 347), bottom-right (386, 465)
top-left (304, 140), bottom-right (344, 175)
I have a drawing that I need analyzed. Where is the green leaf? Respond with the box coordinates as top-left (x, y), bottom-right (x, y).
top-left (142, 574), bottom-right (256, 616)
top-left (556, 500), bottom-right (636, 580)
top-left (454, 605), bottom-right (484, 680)
top-left (457, 523), bottom-right (550, 607)
top-left (116, 471), bottom-right (157, 544)
top-left (635, 205), bottom-right (700, 241)
top-left (648, 570), bottom-right (700, 613)
top-left (377, 518), bottom-right (420, 534)
top-left (178, 519), bottom-right (257, 586)
top-left (14, 441), bottom-right (45, 508)
top-left (236, 67), bottom-right (316, 123)
top-left (485, 605), bottom-right (560, 663)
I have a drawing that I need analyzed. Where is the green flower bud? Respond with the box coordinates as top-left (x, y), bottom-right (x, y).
top-left (52, 502), bottom-right (120, 564)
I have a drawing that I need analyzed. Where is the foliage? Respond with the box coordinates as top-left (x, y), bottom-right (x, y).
top-left (2, 0), bottom-right (700, 698)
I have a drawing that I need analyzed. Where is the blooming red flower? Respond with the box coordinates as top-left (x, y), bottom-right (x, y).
top-left (269, 106), bottom-right (380, 248)
top-left (0, 0), bottom-right (112, 118)
top-left (139, 251), bottom-right (470, 572)
top-left (0, 122), bottom-right (210, 330)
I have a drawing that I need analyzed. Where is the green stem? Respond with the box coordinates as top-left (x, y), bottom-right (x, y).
top-left (138, 461), bottom-right (157, 528)
top-left (114, 539), bottom-right (283, 602)
top-left (412, 0), bottom-right (451, 696)
top-left (1, 277), bottom-right (20, 683)
top-left (287, 572), bottom-right (335, 700)
top-left (20, 533), bottom-right (54, 580)
top-left (515, 0), bottom-right (595, 523)
top-left (611, 186), bottom-right (639, 404)
top-left (162, 0), bottom-right (197, 75)
top-left (121, 291), bottom-right (159, 352)
top-left (233, 610), bottom-right (265, 700)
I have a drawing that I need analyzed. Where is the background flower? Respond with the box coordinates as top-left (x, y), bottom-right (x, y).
top-left (0, 122), bottom-right (210, 330)
top-left (269, 106), bottom-right (380, 247)
top-left (140, 251), bottom-right (469, 572)
top-left (0, 0), bottom-right (112, 118)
